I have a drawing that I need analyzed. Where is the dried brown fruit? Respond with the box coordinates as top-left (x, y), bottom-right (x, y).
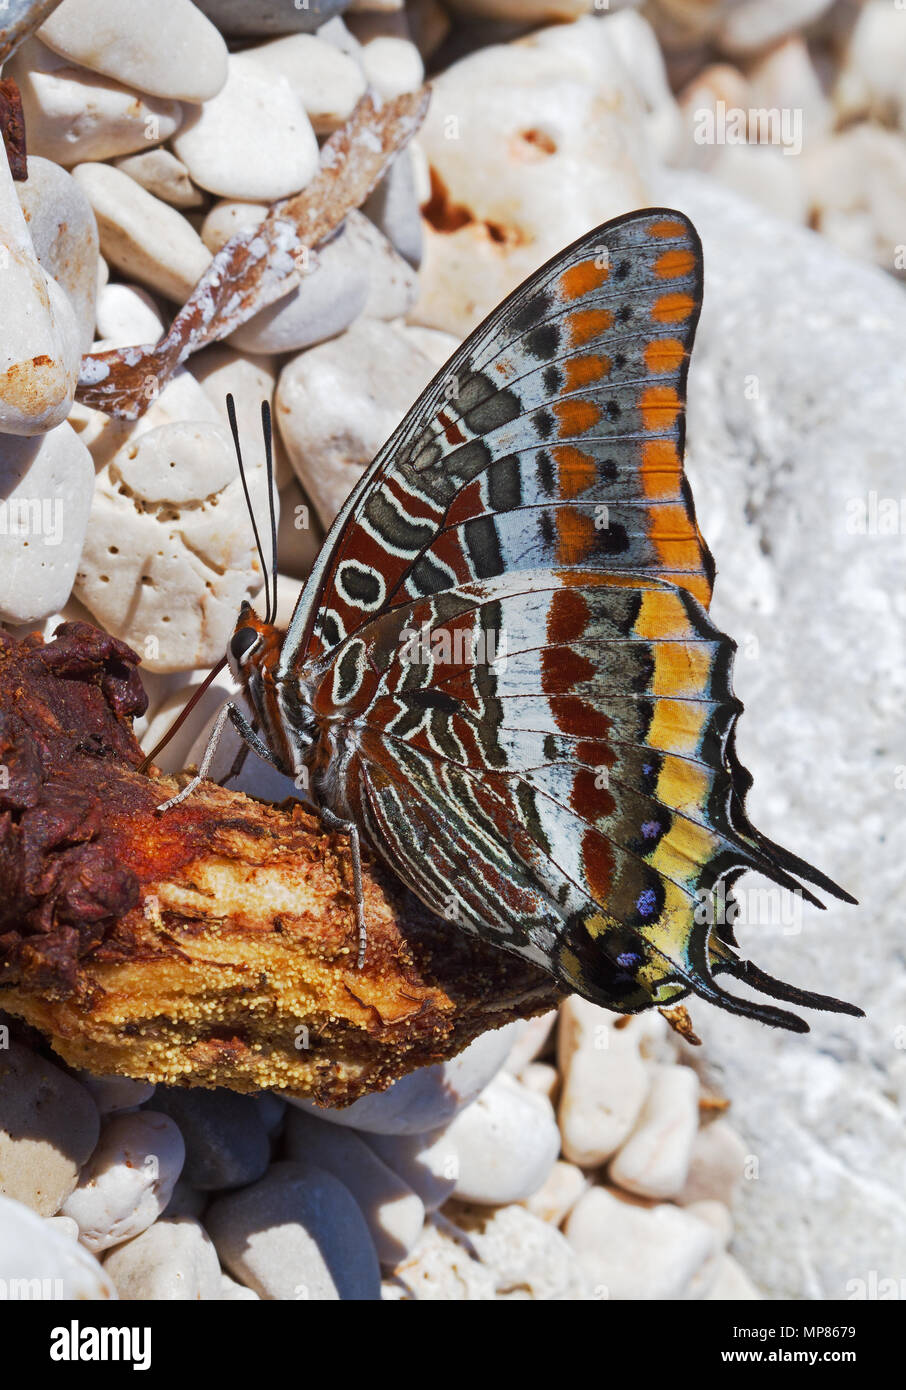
top-left (0, 624), bottom-right (557, 1101)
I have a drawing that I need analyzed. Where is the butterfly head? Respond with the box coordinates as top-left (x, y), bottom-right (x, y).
top-left (227, 601), bottom-right (282, 687)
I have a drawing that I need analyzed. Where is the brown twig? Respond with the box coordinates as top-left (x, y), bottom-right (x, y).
top-left (0, 78), bottom-right (28, 180)
top-left (0, 624), bottom-right (557, 1101)
top-left (75, 88), bottom-right (430, 420)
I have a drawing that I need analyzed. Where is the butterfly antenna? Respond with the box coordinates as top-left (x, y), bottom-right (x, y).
top-left (261, 398), bottom-right (278, 625)
top-left (226, 393), bottom-right (272, 625)
top-left (138, 655), bottom-right (228, 773)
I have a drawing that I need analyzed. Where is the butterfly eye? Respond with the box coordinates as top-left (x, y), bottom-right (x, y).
top-left (230, 627), bottom-right (258, 662)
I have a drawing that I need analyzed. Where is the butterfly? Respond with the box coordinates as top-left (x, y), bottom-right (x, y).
top-left (155, 207), bottom-right (860, 1033)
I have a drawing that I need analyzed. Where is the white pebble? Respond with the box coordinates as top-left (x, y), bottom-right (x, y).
top-left (444, 1073), bottom-right (560, 1205)
top-left (205, 1159), bottom-right (381, 1300)
top-left (449, 1201), bottom-right (591, 1299)
top-left (556, 997), bottom-right (651, 1166)
top-left (173, 51), bottom-right (319, 201)
top-left (359, 36), bottom-right (424, 100)
top-left (103, 1216), bottom-right (221, 1300)
top-left (246, 33), bottom-right (366, 134)
top-left (0, 423), bottom-right (94, 623)
top-left (503, 1009), bottom-right (556, 1074)
top-left (220, 1271), bottom-right (260, 1300)
top-left (75, 413), bottom-right (265, 672)
top-left (9, 37), bottom-right (182, 167)
top-left (16, 155), bottom-right (99, 356)
top-left (76, 1073), bottom-right (157, 1115)
top-left (0, 152), bottom-right (81, 435)
top-left (230, 210), bottom-right (414, 355)
top-left (39, 0), bottom-right (229, 102)
top-left (287, 1023), bottom-right (522, 1135)
top-left (62, 1110), bottom-right (185, 1253)
top-left (523, 1160), bottom-right (587, 1227)
top-left (285, 1109), bottom-right (425, 1264)
top-left (392, 1221), bottom-right (496, 1300)
top-left (200, 199), bottom-right (270, 254)
top-left (276, 317), bottom-right (439, 528)
top-left (363, 1127), bottom-right (458, 1212)
top-left (114, 148), bottom-right (205, 209)
top-left (675, 1118), bottom-right (748, 1208)
top-left (94, 282), bottom-right (164, 349)
top-left (73, 161), bottom-right (211, 302)
top-left (609, 1063), bottom-right (700, 1200)
top-left (0, 1194), bottom-right (116, 1300)
top-left (565, 1186), bottom-right (720, 1300)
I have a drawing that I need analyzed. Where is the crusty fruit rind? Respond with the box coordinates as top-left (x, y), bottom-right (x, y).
top-left (0, 623), bottom-right (557, 1101)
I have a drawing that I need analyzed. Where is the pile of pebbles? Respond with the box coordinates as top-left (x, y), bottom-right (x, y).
top-left (0, 1005), bottom-right (757, 1299)
top-left (0, 0), bottom-right (885, 1300)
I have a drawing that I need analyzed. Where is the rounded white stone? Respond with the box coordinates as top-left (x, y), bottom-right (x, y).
top-left (675, 1117), bottom-right (748, 1208)
top-left (16, 156), bottom-right (99, 356)
top-left (392, 1221), bottom-right (496, 1300)
top-left (447, 1201), bottom-right (591, 1299)
top-left (504, 1009), bottom-right (556, 1074)
top-left (718, 0), bottom-right (834, 55)
top-left (523, 1160), bottom-right (587, 1227)
top-left (228, 231), bottom-right (367, 357)
top-left (362, 146), bottom-right (423, 267)
top-left (72, 161), bottom-right (211, 303)
top-left (114, 148), bottom-right (205, 209)
top-left (363, 1127), bottom-right (459, 1212)
top-left (190, 341), bottom-right (291, 487)
top-left (359, 36), bottom-right (424, 100)
top-left (103, 1216), bottom-right (222, 1300)
top-left (173, 52), bottom-right (319, 202)
top-left (556, 997), bottom-right (651, 1167)
top-left (39, 0), bottom-right (229, 102)
top-left (9, 37), bottom-right (183, 167)
top-left (565, 1185), bottom-right (720, 1300)
top-left (75, 412), bottom-right (266, 672)
top-left (205, 1159), bottom-right (381, 1300)
top-left (0, 1044), bottom-right (100, 1217)
top-left (0, 153), bottom-right (81, 436)
top-left (230, 210), bottom-right (414, 355)
top-left (412, 14), bottom-right (655, 336)
top-left (704, 1254), bottom-right (762, 1300)
top-left (94, 282), bottom-right (164, 349)
top-left (285, 1109), bottom-right (425, 1264)
top-left (220, 1271), bottom-right (260, 1300)
top-left (518, 1061), bottom-right (559, 1101)
top-left (200, 199), bottom-right (270, 255)
top-left (62, 1110), bottom-right (185, 1253)
top-left (443, 1073), bottom-right (560, 1205)
top-left (76, 1073), bottom-right (157, 1115)
top-left (192, 0), bottom-right (351, 36)
top-left (609, 1063), bottom-right (700, 1200)
top-left (835, 0), bottom-right (906, 130)
top-left (276, 316), bottom-right (439, 528)
top-left (244, 33), bottom-right (366, 134)
top-left (0, 422), bottom-right (94, 623)
top-left (0, 1194), bottom-right (117, 1300)
top-left (288, 1024), bottom-right (522, 1135)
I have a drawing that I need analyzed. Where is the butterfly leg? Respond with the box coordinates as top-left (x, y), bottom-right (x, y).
top-left (155, 701), bottom-right (283, 813)
top-left (320, 806), bottom-right (367, 968)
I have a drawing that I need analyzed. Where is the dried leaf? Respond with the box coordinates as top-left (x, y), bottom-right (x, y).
top-left (76, 88), bottom-right (430, 421)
